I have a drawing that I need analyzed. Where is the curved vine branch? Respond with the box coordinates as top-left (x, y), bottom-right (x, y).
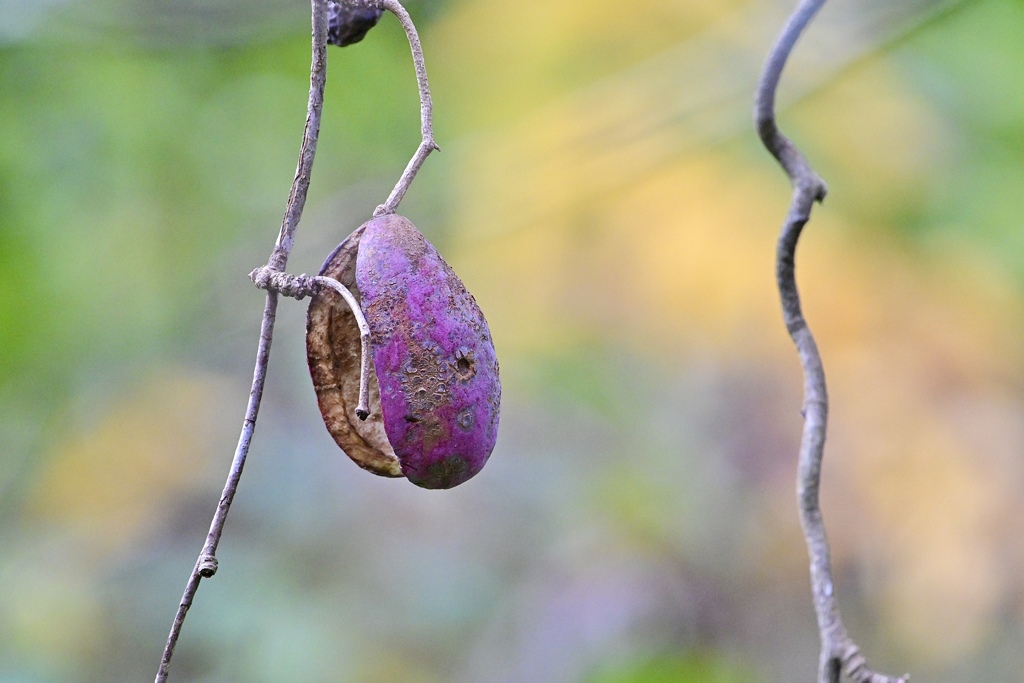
top-left (153, 2), bottom-right (329, 680)
top-left (373, 0), bottom-right (440, 216)
top-left (754, 2), bottom-right (909, 682)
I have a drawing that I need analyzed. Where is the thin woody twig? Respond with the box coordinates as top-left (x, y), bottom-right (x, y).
top-left (154, 2), bottom-right (329, 681)
top-left (373, 0), bottom-right (439, 217)
top-left (248, 268), bottom-right (372, 419)
top-left (754, 2), bottom-right (909, 683)
top-left (312, 275), bottom-right (372, 419)
top-left (268, 0), bottom-right (330, 274)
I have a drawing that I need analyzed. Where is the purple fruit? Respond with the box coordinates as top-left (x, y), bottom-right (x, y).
top-left (306, 214), bottom-right (500, 489)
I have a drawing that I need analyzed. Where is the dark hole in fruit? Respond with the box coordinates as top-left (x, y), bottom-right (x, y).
top-left (405, 415), bottom-right (421, 423)
top-left (454, 353), bottom-right (475, 381)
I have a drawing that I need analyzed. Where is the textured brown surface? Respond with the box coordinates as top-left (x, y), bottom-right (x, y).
top-left (306, 224), bottom-right (402, 478)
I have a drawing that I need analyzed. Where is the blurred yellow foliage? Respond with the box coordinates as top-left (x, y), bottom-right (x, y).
top-left (4, 0), bottom-right (1023, 678)
top-left (431, 0), bottom-right (743, 130)
top-left (434, 0), bottom-right (1024, 663)
top-left (26, 370), bottom-right (237, 562)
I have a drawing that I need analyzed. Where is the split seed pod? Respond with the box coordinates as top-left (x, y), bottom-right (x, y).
top-left (306, 214), bottom-right (500, 489)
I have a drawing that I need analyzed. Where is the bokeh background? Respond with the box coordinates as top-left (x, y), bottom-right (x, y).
top-left (2, 0), bottom-right (1024, 681)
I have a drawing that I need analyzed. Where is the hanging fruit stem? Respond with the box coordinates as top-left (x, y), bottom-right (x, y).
top-left (373, 0), bottom-right (440, 217)
top-left (313, 275), bottom-right (372, 419)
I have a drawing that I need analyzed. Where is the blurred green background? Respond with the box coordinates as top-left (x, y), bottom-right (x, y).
top-left (2, 0), bottom-right (1024, 681)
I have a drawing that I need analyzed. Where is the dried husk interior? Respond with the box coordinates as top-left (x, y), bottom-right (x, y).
top-left (306, 225), bottom-right (402, 477)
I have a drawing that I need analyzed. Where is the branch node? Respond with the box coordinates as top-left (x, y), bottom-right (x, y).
top-left (250, 266), bottom-right (318, 300)
top-left (249, 266), bottom-right (271, 290)
top-left (197, 555), bottom-right (219, 578)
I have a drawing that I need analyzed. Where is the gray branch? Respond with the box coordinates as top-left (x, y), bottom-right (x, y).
top-left (754, 2), bottom-right (909, 682)
top-left (153, 1), bottom-right (329, 681)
